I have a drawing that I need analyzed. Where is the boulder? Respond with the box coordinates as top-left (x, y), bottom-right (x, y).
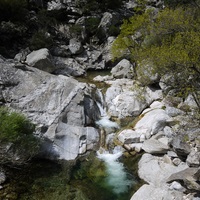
top-left (142, 138), bottom-right (169, 154)
top-left (69, 38), bottom-right (83, 55)
top-left (52, 57), bottom-right (86, 76)
top-left (0, 59), bottom-right (101, 160)
top-left (102, 36), bottom-right (115, 64)
top-left (138, 153), bottom-right (188, 186)
top-left (136, 60), bottom-right (159, 86)
top-left (186, 149), bottom-right (200, 167)
top-left (171, 135), bottom-right (191, 159)
top-left (0, 170), bottom-right (6, 185)
top-left (130, 184), bottom-right (184, 200)
top-left (105, 79), bottom-right (147, 118)
top-left (105, 79), bottom-right (163, 118)
top-left (134, 109), bottom-right (170, 139)
top-left (52, 124), bottom-right (99, 160)
top-left (167, 168), bottom-right (200, 192)
top-left (111, 59), bottom-right (134, 79)
top-left (26, 48), bottom-right (55, 73)
top-left (118, 129), bottom-right (142, 144)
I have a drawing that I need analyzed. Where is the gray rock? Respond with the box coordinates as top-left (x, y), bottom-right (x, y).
top-left (138, 153), bottom-right (188, 186)
top-left (0, 59), bottom-right (101, 160)
top-left (102, 36), bottom-right (115, 63)
top-left (53, 57), bottom-right (86, 76)
top-left (171, 135), bottom-right (191, 159)
top-left (167, 168), bottom-right (200, 192)
top-left (186, 149), bottom-right (200, 167)
top-left (118, 129), bottom-right (142, 144)
top-left (69, 38), bottom-right (83, 55)
top-left (142, 138), bottom-right (169, 154)
top-left (105, 79), bottom-right (147, 118)
top-left (137, 60), bottom-right (159, 86)
top-left (165, 106), bottom-right (185, 117)
top-left (0, 170), bottom-right (6, 185)
top-left (53, 124), bottom-right (99, 160)
top-left (26, 48), bottom-right (55, 73)
top-left (130, 184), bottom-right (184, 200)
top-left (172, 158), bottom-right (182, 166)
top-left (134, 109), bottom-right (170, 139)
top-left (169, 181), bottom-right (185, 192)
top-left (51, 45), bottom-right (71, 57)
top-left (111, 59), bottom-right (134, 79)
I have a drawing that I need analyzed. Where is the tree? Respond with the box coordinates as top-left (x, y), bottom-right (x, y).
top-left (112, 6), bottom-right (200, 108)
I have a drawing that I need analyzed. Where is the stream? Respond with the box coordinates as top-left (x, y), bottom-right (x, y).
top-left (0, 70), bottom-right (143, 200)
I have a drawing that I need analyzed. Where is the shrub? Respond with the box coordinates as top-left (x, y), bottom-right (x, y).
top-left (29, 30), bottom-right (54, 50)
top-left (0, 107), bottom-right (40, 164)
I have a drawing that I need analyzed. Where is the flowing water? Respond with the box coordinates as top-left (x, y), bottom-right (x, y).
top-left (0, 70), bottom-right (143, 200)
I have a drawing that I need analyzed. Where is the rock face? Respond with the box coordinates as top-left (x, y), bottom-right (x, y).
top-left (0, 59), bottom-right (101, 160)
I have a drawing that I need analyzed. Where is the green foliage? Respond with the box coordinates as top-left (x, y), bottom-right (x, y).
top-left (0, 0), bottom-right (28, 22)
top-left (29, 30), bottom-right (54, 50)
top-left (164, 0), bottom-right (200, 8)
top-left (0, 107), bottom-right (39, 158)
top-left (85, 17), bottom-right (101, 36)
top-left (112, 6), bottom-right (200, 108)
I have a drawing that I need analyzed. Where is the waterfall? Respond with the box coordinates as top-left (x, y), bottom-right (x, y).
top-left (97, 147), bottom-right (133, 195)
top-left (95, 89), bottom-right (119, 129)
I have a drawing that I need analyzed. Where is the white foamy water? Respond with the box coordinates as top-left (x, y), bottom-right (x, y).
top-left (97, 149), bottom-right (132, 194)
top-left (95, 89), bottom-right (119, 129)
top-left (96, 116), bottom-right (119, 129)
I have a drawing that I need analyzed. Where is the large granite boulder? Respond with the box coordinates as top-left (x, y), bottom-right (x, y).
top-left (142, 138), bottom-right (169, 154)
top-left (26, 48), bottom-right (55, 73)
top-left (118, 129), bottom-right (141, 144)
top-left (52, 57), bottom-right (86, 76)
top-left (134, 108), bottom-right (170, 139)
top-left (130, 184), bottom-right (184, 200)
top-left (138, 153), bottom-right (188, 186)
top-left (105, 79), bottom-right (162, 118)
top-left (111, 59), bottom-right (134, 79)
top-left (0, 59), bottom-right (101, 160)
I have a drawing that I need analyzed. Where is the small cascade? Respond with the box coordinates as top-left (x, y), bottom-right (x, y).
top-left (95, 88), bottom-right (134, 197)
top-left (97, 147), bottom-right (133, 195)
top-left (95, 89), bottom-right (119, 129)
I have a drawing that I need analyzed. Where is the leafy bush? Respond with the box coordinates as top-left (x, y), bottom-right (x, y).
top-left (0, 107), bottom-right (39, 163)
top-left (112, 6), bottom-right (200, 108)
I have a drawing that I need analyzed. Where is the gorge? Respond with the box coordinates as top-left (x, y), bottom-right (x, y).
top-left (0, 0), bottom-right (200, 200)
